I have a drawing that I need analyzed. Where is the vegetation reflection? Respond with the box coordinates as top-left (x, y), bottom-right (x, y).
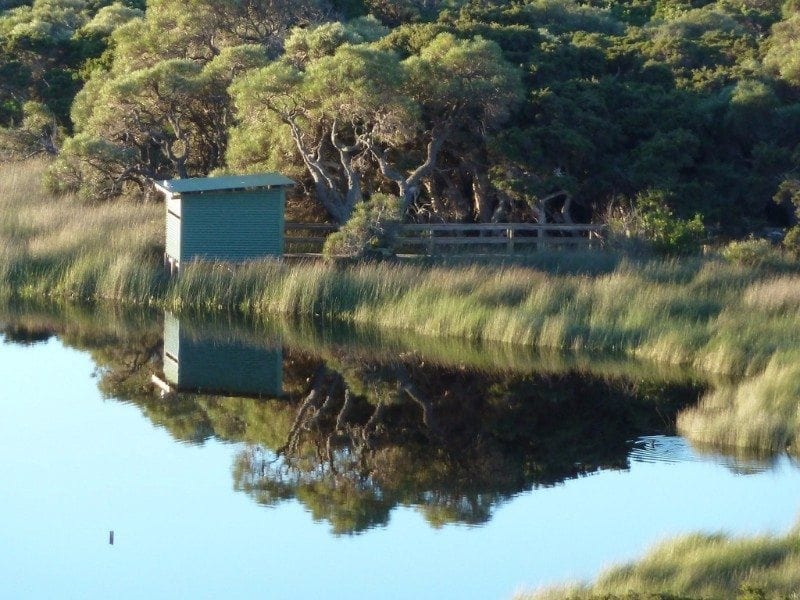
top-left (1, 303), bottom-right (706, 534)
top-left (231, 355), bottom-right (697, 534)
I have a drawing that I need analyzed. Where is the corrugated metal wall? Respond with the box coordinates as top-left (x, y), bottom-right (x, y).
top-left (178, 189), bottom-right (285, 262)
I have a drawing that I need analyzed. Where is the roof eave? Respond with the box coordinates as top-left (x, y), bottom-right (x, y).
top-left (153, 180), bottom-right (173, 197)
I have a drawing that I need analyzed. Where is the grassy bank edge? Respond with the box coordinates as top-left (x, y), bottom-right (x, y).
top-left (520, 525), bottom-right (800, 600)
top-left (3, 159), bottom-right (800, 459)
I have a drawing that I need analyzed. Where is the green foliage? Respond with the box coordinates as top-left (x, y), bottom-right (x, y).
top-left (323, 193), bottom-right (403, 258)
top-left (228, 25), bottom-right (522, 222)
top-left (630, 128), bottom-right (700, 190)
top-left (2, 0), bottom-right (795, 232)
top-left (0, 100), bottom-right (61, 158)
top-left (631, 191), bottom-right (706, 254)
top-left (44, 131), bottom-right (137, 199)
top-left (47, 0), bottom-right (335, 200)
top-left (0, 0), bottom-right (140, 129)
top-left (764, 13), bottom-right (800, 85)
top-left (721, 237), bottom-right (785, 267)
top-left (78, 2), bottom-right (142, 36)
top-left (283, 16), bottom-right (388, 66)
top-left (773, 177), bottom-right (800, 218)
top-left (53, 35), bottom-right (272, 197)
top-left (781, 225), bottom-right (800, 256)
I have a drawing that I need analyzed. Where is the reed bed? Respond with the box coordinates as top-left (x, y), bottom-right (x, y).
top-left (169, 260), bottom-right (798, 373)
top-left (0, 159), bottom-right (164, 304)
top-left (166, 257), bottom-right (800, 458)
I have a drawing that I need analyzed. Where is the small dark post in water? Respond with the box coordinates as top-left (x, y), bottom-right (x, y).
top-left (109, 530), bottom-right (114, 545)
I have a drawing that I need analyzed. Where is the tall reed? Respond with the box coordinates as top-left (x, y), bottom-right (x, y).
top-left (0, 159), bottom-right (164, 304)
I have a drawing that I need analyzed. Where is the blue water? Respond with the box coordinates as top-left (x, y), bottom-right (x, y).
top-left (2, 336), bottom-right (799, 599)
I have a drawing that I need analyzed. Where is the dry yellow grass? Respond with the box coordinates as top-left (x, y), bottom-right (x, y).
top-left (0, 158), bottom-right (163, 302)
top-left (743, 277), bottom-right (800, 312)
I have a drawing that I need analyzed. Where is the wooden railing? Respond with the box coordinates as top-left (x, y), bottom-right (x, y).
top-left (284, 222), bottom-right (338, 250)
top-left (396, 223), bottom-right (606, 255)
top-left (284, 222), bottom-right (606, 256)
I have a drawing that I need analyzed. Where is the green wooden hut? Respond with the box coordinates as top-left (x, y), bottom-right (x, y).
top-left (154, 173), bottom-right (294, 272)
top-left (162, 312), bottom-right (283, 398)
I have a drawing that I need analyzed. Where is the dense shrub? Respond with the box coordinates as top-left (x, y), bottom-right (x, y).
top-left (322, 193), bottom-right (403, 259)
top-left (623, 191), bottom-right (706, 255)
top-left (783, 226), bottom-right (800, 257)
top-left (721, 237), bottom-right (783, 267)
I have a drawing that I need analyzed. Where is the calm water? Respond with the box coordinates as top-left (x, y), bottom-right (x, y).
top-left (2, 309), bottom-right (800, 600)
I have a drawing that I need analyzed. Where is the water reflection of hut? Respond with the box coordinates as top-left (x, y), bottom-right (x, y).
top-left (160, 312), bottom-right (283, 398)
top-left (154, 173), bottom-right (294, 273)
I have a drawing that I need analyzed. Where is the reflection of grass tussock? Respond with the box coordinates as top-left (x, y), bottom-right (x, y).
top-left (526, 525), bottom-right (800, 600)
top-left (678, 353), bottom-right (800, 457)
top-left (0, 159), bottom-right (164, 303)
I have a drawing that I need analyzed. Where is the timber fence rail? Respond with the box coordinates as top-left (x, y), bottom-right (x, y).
top-left (284, 222), bottom-right (606, 256)
top-left (284, 222), bottom-right (338, 255)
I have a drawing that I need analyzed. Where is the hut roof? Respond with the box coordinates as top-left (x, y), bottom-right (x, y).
top-left (154, 173), bottom-right (294, 196)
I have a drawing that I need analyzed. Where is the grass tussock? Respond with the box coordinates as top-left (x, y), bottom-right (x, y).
top-left (524, 526), bottom-right (800, 600)
top-left (0, 159), bottom-right (164, 304)
top-left (678, 352), bottom-right (800, 456)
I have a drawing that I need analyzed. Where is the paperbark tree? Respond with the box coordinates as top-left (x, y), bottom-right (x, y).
top-left (228, 27), bottom-right (522, 223)
top-left (49, 0), bottom-right (327, 199)
top-left (52, 46), bottom-right (270, 199)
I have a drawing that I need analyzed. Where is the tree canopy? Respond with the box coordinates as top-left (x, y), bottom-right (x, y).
top-left (2, 0), bottom-right (800, 230)
top-left (228, 24), bottom-right (522, 222)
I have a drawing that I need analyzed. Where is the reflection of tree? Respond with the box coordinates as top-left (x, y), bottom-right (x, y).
top-left (232, 352), bottom-right (699, 534)
top-left (0, 306), bottom-right (704, 535)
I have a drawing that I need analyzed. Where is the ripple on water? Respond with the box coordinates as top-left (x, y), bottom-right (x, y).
top-left (628, 435), bottom-right (794, 474)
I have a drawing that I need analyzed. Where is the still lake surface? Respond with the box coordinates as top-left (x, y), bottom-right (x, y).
top-left (2, 307), bottom-right (800, 600)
